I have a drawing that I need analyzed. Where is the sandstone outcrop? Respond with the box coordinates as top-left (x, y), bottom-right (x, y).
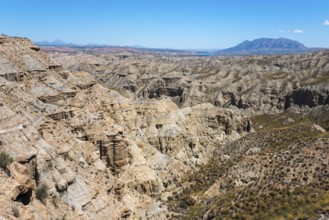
top-left (53, 50), bottom-right (329, 114)
top-left (2, 34), bottom-right (328, 219)
top-left (0, 35), bottom-right (252, 219)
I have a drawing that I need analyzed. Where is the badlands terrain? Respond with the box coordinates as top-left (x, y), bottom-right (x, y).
top-left (0, 35), bottom-right (329, 220)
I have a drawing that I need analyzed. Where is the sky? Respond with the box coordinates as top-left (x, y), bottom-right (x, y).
top-left (0, 0), bottom-right (329, 49)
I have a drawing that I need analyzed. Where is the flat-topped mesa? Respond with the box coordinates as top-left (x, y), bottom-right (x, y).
top-left (0, 54), bottom-right (24, 81)
top-left (47, 110), bottom-right (74, 121)
top-left (68, 71), bottom-right (97, 90)
top-left (38, 91), bottom-right (78, 104)
top-left (0, 35), bottom-right (59, 82)
top-left (161, 71), bottom-right (183, 83)
top-left (48, 64), bottom-right (64, 73)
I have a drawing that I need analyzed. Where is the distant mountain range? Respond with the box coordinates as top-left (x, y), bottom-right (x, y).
top-left (36, 38), bottom-right (326, 56)
top-left (36, 40), bottom-right (107, 47)
top-left (35, 40), bottom-right (76, 46)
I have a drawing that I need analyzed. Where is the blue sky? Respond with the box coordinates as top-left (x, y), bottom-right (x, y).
top-left (1, 0), bottom-right (329, 49)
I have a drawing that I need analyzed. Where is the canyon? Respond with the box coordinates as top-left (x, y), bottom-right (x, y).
top-left (0, 34), bottom-right (329, 219)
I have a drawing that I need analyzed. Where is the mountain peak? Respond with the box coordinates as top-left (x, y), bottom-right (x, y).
top-left (53, 39), bottom-right (66, 44)
top-left (217, 38), bottom-right (308, 55)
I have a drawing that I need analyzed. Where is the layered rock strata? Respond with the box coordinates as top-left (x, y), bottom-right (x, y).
top-left (52, 50), bottom-right (329, 114)
top-left (0, 35), bottom-right (251, 219)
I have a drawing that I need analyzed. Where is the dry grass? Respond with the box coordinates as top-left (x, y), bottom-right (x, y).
top-left (172, 112), bottom-right (329, 219)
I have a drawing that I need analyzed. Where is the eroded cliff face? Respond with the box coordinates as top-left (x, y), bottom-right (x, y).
top-left (0, 35), bottom-right (251, 219)
top-left (2, 35), bottom-right (329, 220)
top-left (52, 50), bottom-right (329, 114)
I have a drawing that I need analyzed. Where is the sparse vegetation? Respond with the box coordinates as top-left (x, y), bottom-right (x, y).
top-left (0, 152), bottom-right (13, 174)
top-left (35, 183), bottom-right (49, 203)
top-left (171, 113), bottom-right (329, 219)
top-left (190, 187), bottom-right (329, 220)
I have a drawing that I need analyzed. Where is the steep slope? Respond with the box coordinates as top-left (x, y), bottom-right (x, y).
top-left (47, 45), bottom-right (329, 219)
top-left (172, 113), bottom-right (329, 219)
top-left (52, 50), bottom-right (329, 115)
top-left (2, 34), bottom-right (329, 219)
top-left (0, 35), bottom-right (251, 219)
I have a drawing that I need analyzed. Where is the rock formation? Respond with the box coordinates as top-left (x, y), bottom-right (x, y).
top-left (1, 34), bottom-right (329, 219)
top-left (52, 49), bottom-right (329, 116)
top-left (0, 35), bottom-right (251, 219)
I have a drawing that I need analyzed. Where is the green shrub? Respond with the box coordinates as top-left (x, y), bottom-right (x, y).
top-left (36, 183), bottom-right (48, 203)
top-left (179, 200), bottom-right (188, 209)
top-left (0, 152), bottom-right (13, 173)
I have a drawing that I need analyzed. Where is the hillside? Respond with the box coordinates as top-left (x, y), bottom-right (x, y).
top-left (172, 112), bottom-right (329, 219)
top-left (0, 35), bottom-right (250, 219)
top-left (0, 35), bottom-right (329, 219)
top-left (52, 48), bottom-right (329, 114)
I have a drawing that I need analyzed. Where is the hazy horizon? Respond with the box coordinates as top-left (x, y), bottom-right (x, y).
top-left (1, 0), bottom-right (329, 49)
